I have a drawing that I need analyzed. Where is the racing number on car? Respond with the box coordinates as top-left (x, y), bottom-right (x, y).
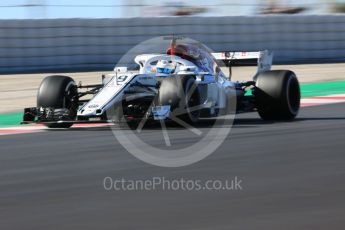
top-left (116, 75), bottom-right (128, 85)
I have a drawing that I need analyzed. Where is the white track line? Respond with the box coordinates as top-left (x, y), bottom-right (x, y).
top-left (301, 94), bottom-right (345, 107)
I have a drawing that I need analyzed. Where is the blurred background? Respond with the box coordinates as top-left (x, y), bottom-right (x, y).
top-left (0, 0), bottom-right (344, 73)
top-left (1, 0), bottom-right (345, 19)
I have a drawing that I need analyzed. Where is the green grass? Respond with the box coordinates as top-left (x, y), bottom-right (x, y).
top-left (300, 81), bottom-right (345, 98)
top-left (246, 80), bottom-right (345, 98)
top-left (0, 112), bottom-right (23, 128)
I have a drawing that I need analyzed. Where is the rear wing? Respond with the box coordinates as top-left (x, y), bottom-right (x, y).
top-left (211, 50), bottom-right (273, 79)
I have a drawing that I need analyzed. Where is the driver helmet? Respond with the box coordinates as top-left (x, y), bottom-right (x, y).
top-left (156, 59), bottom-right (176, 74)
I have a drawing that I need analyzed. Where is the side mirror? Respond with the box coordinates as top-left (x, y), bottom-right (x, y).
top-left (114, 67), bottom-right (128, 73)
top-left (179, 66), bottom-right (197, 72)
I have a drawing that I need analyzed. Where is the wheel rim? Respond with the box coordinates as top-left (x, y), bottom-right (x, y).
top-left (64, 82), bottom-right (78, 119)
top-left (185, 80), bottom-right (200, 121)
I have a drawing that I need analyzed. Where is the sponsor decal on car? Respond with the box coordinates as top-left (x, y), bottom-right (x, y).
top-left (88, 104), bottom-right (99, 108)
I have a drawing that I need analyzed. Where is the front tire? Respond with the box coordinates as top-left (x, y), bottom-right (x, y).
top-left (255, 70), bottom-right (300, 120)
top-left (37, 75), bottom-right (78, 128)
top-left (158, 76), bottom-right (200, 124)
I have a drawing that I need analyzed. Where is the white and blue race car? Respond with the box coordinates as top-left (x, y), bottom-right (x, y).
top-left (23, 38), bottom-right (300, 128)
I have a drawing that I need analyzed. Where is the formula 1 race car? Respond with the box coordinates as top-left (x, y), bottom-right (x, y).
top-left (22, 37), bottom-right (300, 128)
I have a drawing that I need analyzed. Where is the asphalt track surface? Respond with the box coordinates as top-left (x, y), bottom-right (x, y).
top-left (1, 103), bottom-right (345, 230)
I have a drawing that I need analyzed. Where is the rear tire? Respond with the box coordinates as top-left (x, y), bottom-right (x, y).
top-left (37, 75), bottom-right (78, 128)
top-left (255, 70), bottom-right (300, 120)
